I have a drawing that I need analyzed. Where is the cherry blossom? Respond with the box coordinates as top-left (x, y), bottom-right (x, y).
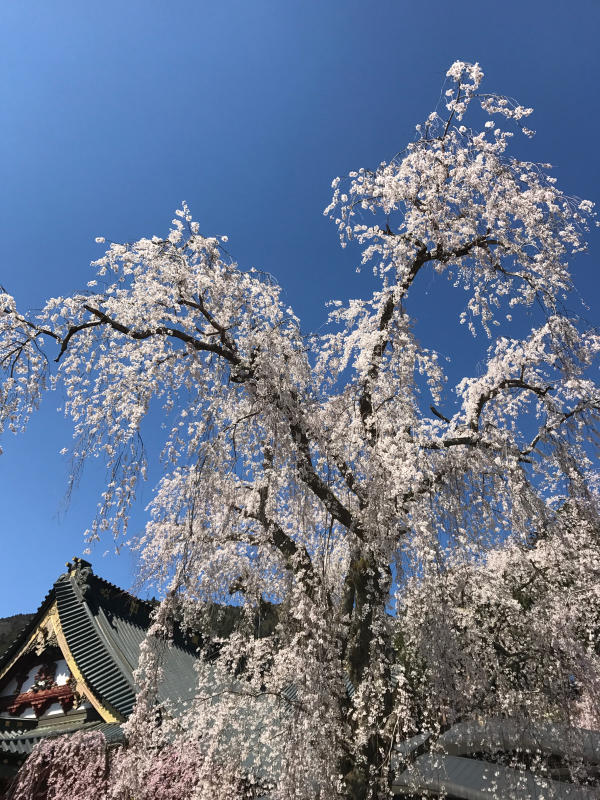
top-left (1, 62), bottom-right (598, 799)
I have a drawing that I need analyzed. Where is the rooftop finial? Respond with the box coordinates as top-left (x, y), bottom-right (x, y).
top-left (67, 557), bottom-right (92, 578)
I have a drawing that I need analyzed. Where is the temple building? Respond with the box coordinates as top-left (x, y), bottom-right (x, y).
top-left (0, 558), bottom-right (197, 792)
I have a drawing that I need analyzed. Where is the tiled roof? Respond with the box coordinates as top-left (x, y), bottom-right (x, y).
top-left (437, 717), bottom-right (600, 766)
top-left (392, 719), bottom-right (600, 799)
top-left (54, 573), bottom-right (137, 719)
top-left (393, 753), bottom-right (598, 800)
top-left (0, 560), bottom-right (198, 724)
top-left (0, 720), bottom-right (124, 758)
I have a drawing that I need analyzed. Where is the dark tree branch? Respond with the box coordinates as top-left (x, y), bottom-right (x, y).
top-left (286, 397), bottom-right (363, 537)
top-left (10, 314), bottom-right (61, 342)
top-left (430, 405), bottom-right (451, 424)
top-left (359, 247), bottom-right (430, 444)
top-left (82, 304), bottom-right (243, 366)
top-left (521, 402), bottom-right (600, 456)
top-left (471, 377), bottom-right (552, 432)
top-left (178, 295), bottom-right (238, 354)
top-left (358, 235), bottom-right (498, 445)
top-left (55, 321), bottom-right (102, 362)
top-left (329, 451), bottom-right (368, 510)
top-left (242, 484), bottom-right (318, 601)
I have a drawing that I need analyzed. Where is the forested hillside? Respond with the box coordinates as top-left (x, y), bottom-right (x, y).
top-left (0, 614), bottom-right (34, 657)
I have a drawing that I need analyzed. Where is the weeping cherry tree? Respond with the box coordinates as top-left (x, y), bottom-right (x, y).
top-left (1, 62), bottom-right (599, 799)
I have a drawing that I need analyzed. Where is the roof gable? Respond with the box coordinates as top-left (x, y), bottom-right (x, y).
top-left (0, 559), bottom-right (198, 729)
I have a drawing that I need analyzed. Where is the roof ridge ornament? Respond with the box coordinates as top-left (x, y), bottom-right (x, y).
top-left (67, 557), bottom-right (93, 600)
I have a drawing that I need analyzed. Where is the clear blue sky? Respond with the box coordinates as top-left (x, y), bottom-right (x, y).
top-left (1, 0), bottom-right (599, 614)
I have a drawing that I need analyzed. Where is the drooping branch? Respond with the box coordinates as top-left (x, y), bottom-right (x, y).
top-left (328, 449), bottom-right (368, 510)
top-left (470, 376), bottom-right (552, 432)
top-left (82, 304), bottom-right (243, 366)
top-left (50, 299), bottom-right (363, 543)
top-left (358, 235), bottom-right (500, 444)
top-left (54, 320), bottom-right (103, 362)
top-left (521, 401), bottom-right (600, 456)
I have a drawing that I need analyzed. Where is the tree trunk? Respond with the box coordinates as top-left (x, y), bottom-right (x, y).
top-left (339, 555), bottom-right (395, 799)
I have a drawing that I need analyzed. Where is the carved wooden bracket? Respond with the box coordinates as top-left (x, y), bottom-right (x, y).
top-left (0, 684), bottom-right (75, 717)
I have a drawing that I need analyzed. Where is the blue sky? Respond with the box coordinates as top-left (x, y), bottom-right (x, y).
top-left (1, 0), bottom-right (599, 614)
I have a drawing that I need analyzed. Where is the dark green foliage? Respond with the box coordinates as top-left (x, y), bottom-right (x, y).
top-left (0, 615), bottom-right (34, 658)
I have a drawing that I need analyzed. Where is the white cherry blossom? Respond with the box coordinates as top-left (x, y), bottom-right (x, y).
top-left (1, 64), bottom-right (599, 799)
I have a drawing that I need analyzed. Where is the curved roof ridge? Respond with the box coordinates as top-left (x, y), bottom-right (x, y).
top-left (54, 574), bottom-right (137, 719)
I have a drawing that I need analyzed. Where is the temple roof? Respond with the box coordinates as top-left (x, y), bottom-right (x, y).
top-left (0, 559), bottom-right (198, 724)
top-left (0, 720), bottom-right (124, 757)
